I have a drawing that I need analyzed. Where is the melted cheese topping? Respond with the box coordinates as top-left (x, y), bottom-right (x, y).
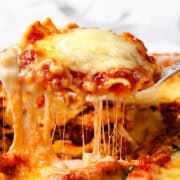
top-left (0, 48), bottom-right (67, 170)
top-left (0, 19), bottom-right (160, 178)
top-left (0, 46), bottom-right (131, 178)
top-left (35, 28), bottom-right (148, 74)
top-left (18, 20), bottom-right (160, 96)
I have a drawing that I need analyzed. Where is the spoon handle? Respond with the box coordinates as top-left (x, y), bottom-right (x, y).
top-left (155, 62), bottom-right (180, 87)
top-left (139, 62), bottom-right (180, 93)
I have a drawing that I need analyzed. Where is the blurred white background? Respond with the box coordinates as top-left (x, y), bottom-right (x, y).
top-left (0, 0), bottom-right (180, 52)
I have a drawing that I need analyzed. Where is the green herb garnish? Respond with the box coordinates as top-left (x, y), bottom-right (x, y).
top-left (121, 166), bottom-right (134, 180)
top-left (172, 144), bottom-right (180, 152)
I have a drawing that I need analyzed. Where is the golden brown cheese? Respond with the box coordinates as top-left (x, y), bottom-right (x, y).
top-left (34, 29), bottom-right (147, 73)
top-left (18, 18), bottom-right (160, 96)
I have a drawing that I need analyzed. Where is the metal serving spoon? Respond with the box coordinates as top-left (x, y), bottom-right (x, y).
top-left (142, 62), bottom-right (180, 92)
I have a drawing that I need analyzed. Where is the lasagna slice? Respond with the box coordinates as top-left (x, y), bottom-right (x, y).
top-left (52, 53), bottom-right (179, 160)
top-left (52, 53), bottom-right (180, 179)
top-left (0, 18), bottom-right (160, 179)
top-left (18, 18), bottom-right (160, 96)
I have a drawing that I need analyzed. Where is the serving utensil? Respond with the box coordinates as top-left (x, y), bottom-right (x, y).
top-left (142, 62), bottom-right (180, 92)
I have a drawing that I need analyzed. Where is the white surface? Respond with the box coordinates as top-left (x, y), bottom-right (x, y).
top-left (0, 0), bottom-right (180, 52)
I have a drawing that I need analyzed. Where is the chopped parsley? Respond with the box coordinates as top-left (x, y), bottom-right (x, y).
top-left (121, 166), bottom-right (134, 180)
top-left (172, 144), bottom-right (180, 152)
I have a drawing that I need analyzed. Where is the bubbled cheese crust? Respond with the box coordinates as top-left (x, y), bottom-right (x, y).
top-left (18, 18), bottom-right (160, 95)
top-left (35, 28), bottom-right (149, 73)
